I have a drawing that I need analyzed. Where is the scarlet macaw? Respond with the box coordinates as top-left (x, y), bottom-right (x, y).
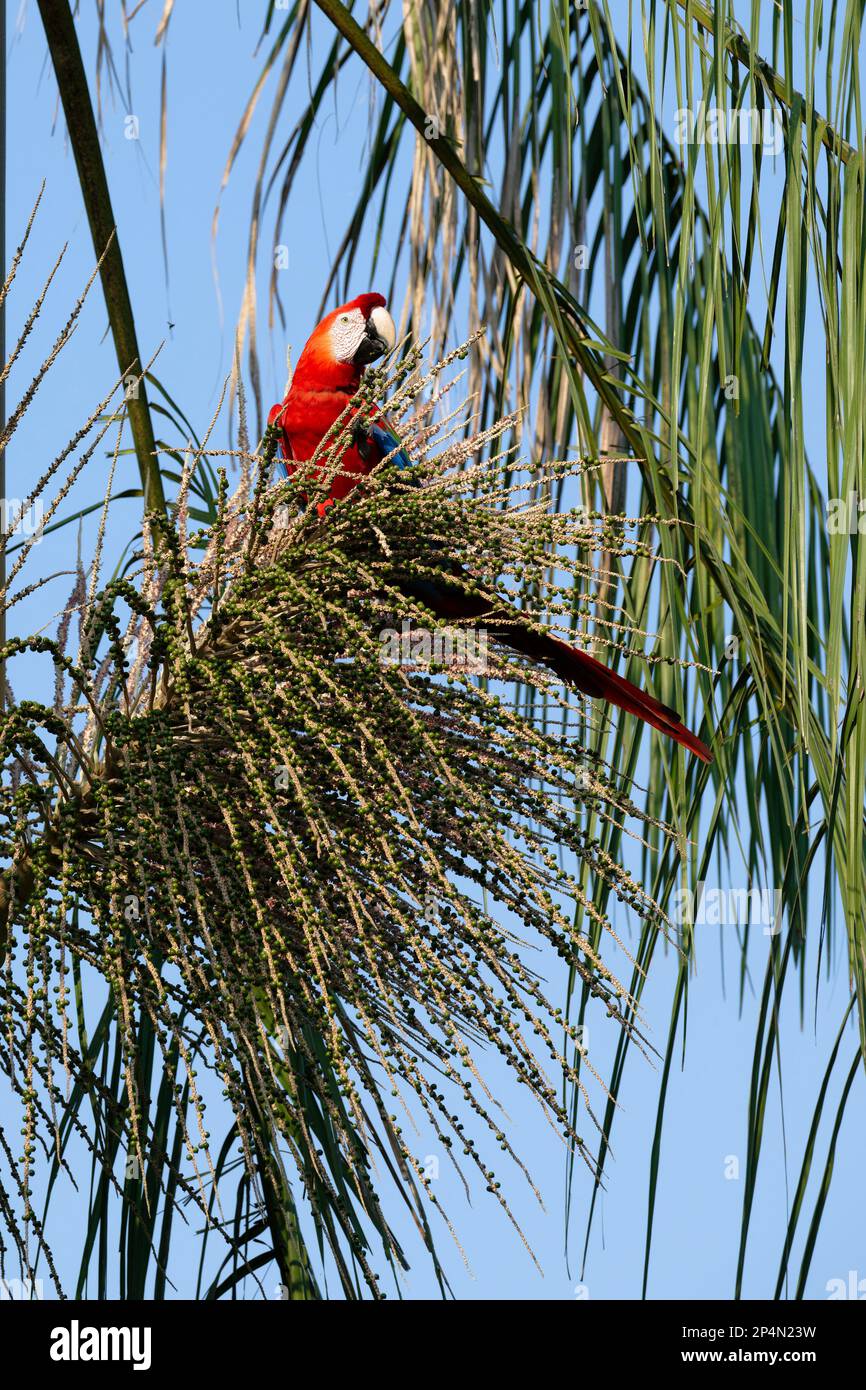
top-left (267, 291), bottom-right (409, 507)
top-left (268, 293), bottom-right (712, 763)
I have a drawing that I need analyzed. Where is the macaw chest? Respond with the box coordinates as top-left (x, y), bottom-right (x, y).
top-left (282, 385), bottom-right (370, 500)
top-left (282, 387), bottom-right (355, 458)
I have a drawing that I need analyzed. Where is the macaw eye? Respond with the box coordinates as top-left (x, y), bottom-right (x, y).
top-left (340, 314), bottom-right (349, 323)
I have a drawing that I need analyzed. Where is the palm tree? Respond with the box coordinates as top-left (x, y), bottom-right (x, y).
top-left (0, 0), bottom-right (862, 1299)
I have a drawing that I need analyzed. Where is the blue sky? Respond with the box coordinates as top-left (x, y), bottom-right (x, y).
top-left (3, 0), bottom-right (864, 1300)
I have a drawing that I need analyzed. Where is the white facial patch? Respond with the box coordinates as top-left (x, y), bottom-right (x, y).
top-left (329, 308), bottom-right (367, 363)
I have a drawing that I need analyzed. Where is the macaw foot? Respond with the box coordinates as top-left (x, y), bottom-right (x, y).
top-left (350, 420), bottom-right (374, 462)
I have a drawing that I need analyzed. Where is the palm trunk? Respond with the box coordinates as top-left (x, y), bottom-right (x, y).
top-left (36, 0), bottom-right (166, 519)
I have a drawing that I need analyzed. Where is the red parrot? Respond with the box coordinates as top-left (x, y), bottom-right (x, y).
top-left (268, 293), bottom-right (712, 763)
top-left (267, 291), bottom-right (405, 510)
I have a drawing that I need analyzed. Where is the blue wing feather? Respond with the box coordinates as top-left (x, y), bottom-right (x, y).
top-left (368, 424), bottom-right (414, 471)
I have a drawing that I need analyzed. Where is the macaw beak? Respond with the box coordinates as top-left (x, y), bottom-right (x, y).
top-left (352, 305), bottom-right (396, 367)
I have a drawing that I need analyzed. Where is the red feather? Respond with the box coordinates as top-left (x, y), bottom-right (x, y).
top-left (267, 292), bottom-right (393, 507)
top-left (402, 578), bottom-right (712, 762)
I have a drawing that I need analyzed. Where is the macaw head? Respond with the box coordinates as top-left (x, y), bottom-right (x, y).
top-left (292, 292), bottom-right (397, 390)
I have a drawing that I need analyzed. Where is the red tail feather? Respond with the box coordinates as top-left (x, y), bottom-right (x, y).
top-left (401, 579), bottom-right (712, 762)
top-left (543, 636), bottom-right (712, 763)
